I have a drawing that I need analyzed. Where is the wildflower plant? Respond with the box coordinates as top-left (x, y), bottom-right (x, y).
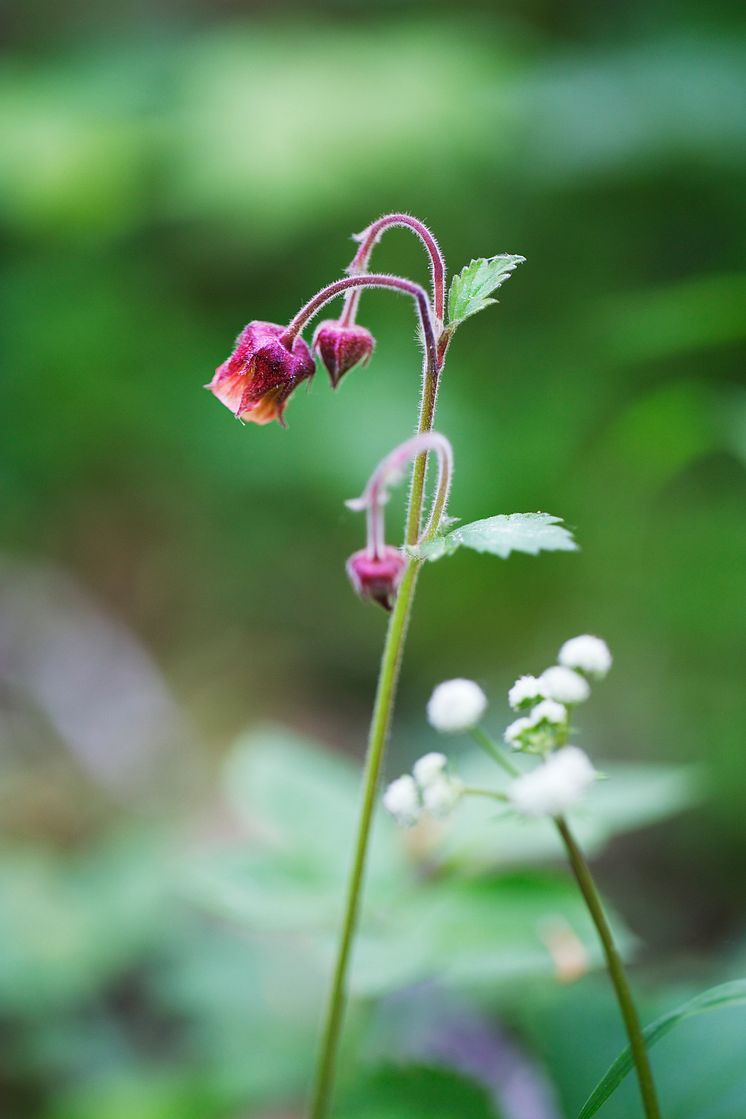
top-left (204, 213), bottom-right (738, 1119)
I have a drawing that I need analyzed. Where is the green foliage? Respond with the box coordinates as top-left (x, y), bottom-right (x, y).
top-left (187, 728), bottom-right (694, 995)
top-left (409, 513), bottom-right (577, 561)
top-left (0, 835), bottom-right (169, 1013)
top-left (518, 974), bottom-right (746, 1119)
top-left (579, 980), bottom-right (746, 1118)
top-left (336, 1063), bottom-right (500, 1119)
top-left (447, 256), bottom-right (526, 328)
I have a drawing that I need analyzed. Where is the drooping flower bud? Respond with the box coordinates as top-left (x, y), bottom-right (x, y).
top-left (312, 320), bottom-right (375, 387)
top-left (207, 320), bottom-right (315, 426)
top-left (346, 546), bottom-right (406, 612)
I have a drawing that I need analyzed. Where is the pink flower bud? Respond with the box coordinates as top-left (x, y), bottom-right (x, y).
top-left (346, 547), bottom-right (406, 611)
top-left (312, 320), bottom-right (375, 387)
top-left (207, 321), bottom-right (315, 426)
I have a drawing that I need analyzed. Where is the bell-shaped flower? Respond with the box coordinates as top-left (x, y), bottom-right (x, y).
top-left (207, 320), bottom-right (315, 426)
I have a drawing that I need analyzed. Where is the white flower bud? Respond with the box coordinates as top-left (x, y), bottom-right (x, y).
top-left (508, 747), bottom-right (596, 817)
top-left (427, 678), bottom-right (487, 733)
top-left (508, 674), bottom-right (545, 711)
top-left (413, 752), bottom-right (447, 787)
top-left (383, 775), bottom-right (421, 827)
top-left (559, 635), bottom-right (612, 679)
top-left (529, 698), bottom-right (567, 726)
top-left (504, 716), bottom-right (533, 748)
top-left (422, 775), bottom-right (463, 819)
top-left (539, 665), bottom-right (591, 705)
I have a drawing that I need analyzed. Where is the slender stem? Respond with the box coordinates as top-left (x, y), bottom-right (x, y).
top-left (281, 273), bottom-right (438, 379)
top-left (348, 432), bottom-right (453, 552)
top-left (466, 728), bottom-right (662, 1118)
top-left (308, 560), bottom-right (420, 1119)
top-left (343, 213), bottom-right (446, 325)
top-left (463, 786), bottom-right (509, 803)
top-left (555, 816), bottom-right (661, 1119)
top-left (470, 726), bottom-right (520, 777)
top-left (405, 369), bottom-right (440, 546)
top-left (308, 271), bottom-right (443, 1117)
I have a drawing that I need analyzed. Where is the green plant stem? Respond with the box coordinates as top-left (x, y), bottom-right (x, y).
top-left (405, 367), bottom-right (440, 546)
top-left (555, 815), bottom-right (661, 1119)
top-left (469, 727), bottom-right (661, 1119)
top-left (308, 559), bottom-right (420, 1119)
top-left (309, 337), bottom-right (441, 1118)
top-left (470, 726), bottom-right (519, 777)
top-left (462, 786), bottom-right (509, 802)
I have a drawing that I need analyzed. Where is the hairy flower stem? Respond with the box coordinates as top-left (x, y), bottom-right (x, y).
top-left (348, 431), bottom-right (453, 557)
top-left (308, 292), bottom-right (442, 1119)
top-left (308, 559), bottom-right (421, 1119)
top-left (555, 816), bottom-right (661, 1119)
top-left (341, 213), bottom-right (446, 327)
top-left (405, 369), bottom-right (440, 546)
top-left (472, 726), bottom-right (661, 1119)
top-left (281, 273), bottom-right (438, 377)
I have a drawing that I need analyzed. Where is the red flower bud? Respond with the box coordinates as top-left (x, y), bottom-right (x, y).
top-left (313, 320), bottom-right (375, 388)
top-left (207, 321), bottom-right (315, 426)
top-left (346, 546), bottom-right (406, 611)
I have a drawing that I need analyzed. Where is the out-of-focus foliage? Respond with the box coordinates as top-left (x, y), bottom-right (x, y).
top-left (191, 726), bottom-right (697, 996)
top-left (2, 0), bottom-right (746, 1115)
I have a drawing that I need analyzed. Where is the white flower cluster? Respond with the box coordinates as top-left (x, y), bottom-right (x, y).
top-left (505, 698), bottom-right (568, 753)
top-left (508, 746), bottom-right (596, 817)
top-left (501, 635), bottom-right (610, 816)
top-left (383, 751), bottom-right (463, 828)
top-left (426, 678), bottom-right (487, 734)
top-left (504, 635), bottom-right (611, 755)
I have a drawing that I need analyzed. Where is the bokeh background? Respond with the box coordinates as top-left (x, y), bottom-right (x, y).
top-left (2, 2), bottom-right (746, 1117)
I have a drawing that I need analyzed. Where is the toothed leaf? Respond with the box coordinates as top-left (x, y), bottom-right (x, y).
top-left (407, 513), bottom-right (577, 562)
top-left (447, 254), bottom-right (525, 327)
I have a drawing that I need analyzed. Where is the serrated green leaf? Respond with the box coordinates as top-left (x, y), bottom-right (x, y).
top-left (447, 254), bottom-right (525, 327)
top-left (408, 513), bottom-right (577, 562)
top-left (578, 980), bottom-right (746, 1119)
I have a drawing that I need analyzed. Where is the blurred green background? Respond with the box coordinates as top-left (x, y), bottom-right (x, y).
top-left (2, 1), bottom-right (746, 1116)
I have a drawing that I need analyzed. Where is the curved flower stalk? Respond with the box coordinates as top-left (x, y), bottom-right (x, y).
top-left (347, 430), bottom-right (454, 550)
top-left (340, 211), bottom-right (447, 333)
top-left (208, 272), bottom-right (438, 430)
top-left (344, 432), bottom-right (452, 611)
top-left (280, 271), bottom-right (438, 375)
top-left (404, 637), bottom-right (661, 1119)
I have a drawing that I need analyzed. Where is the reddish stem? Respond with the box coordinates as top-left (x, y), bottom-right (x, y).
top-left (340, 214), bottom-right (446, 329)
top-left (281, 273), bottom-right (438, 379)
